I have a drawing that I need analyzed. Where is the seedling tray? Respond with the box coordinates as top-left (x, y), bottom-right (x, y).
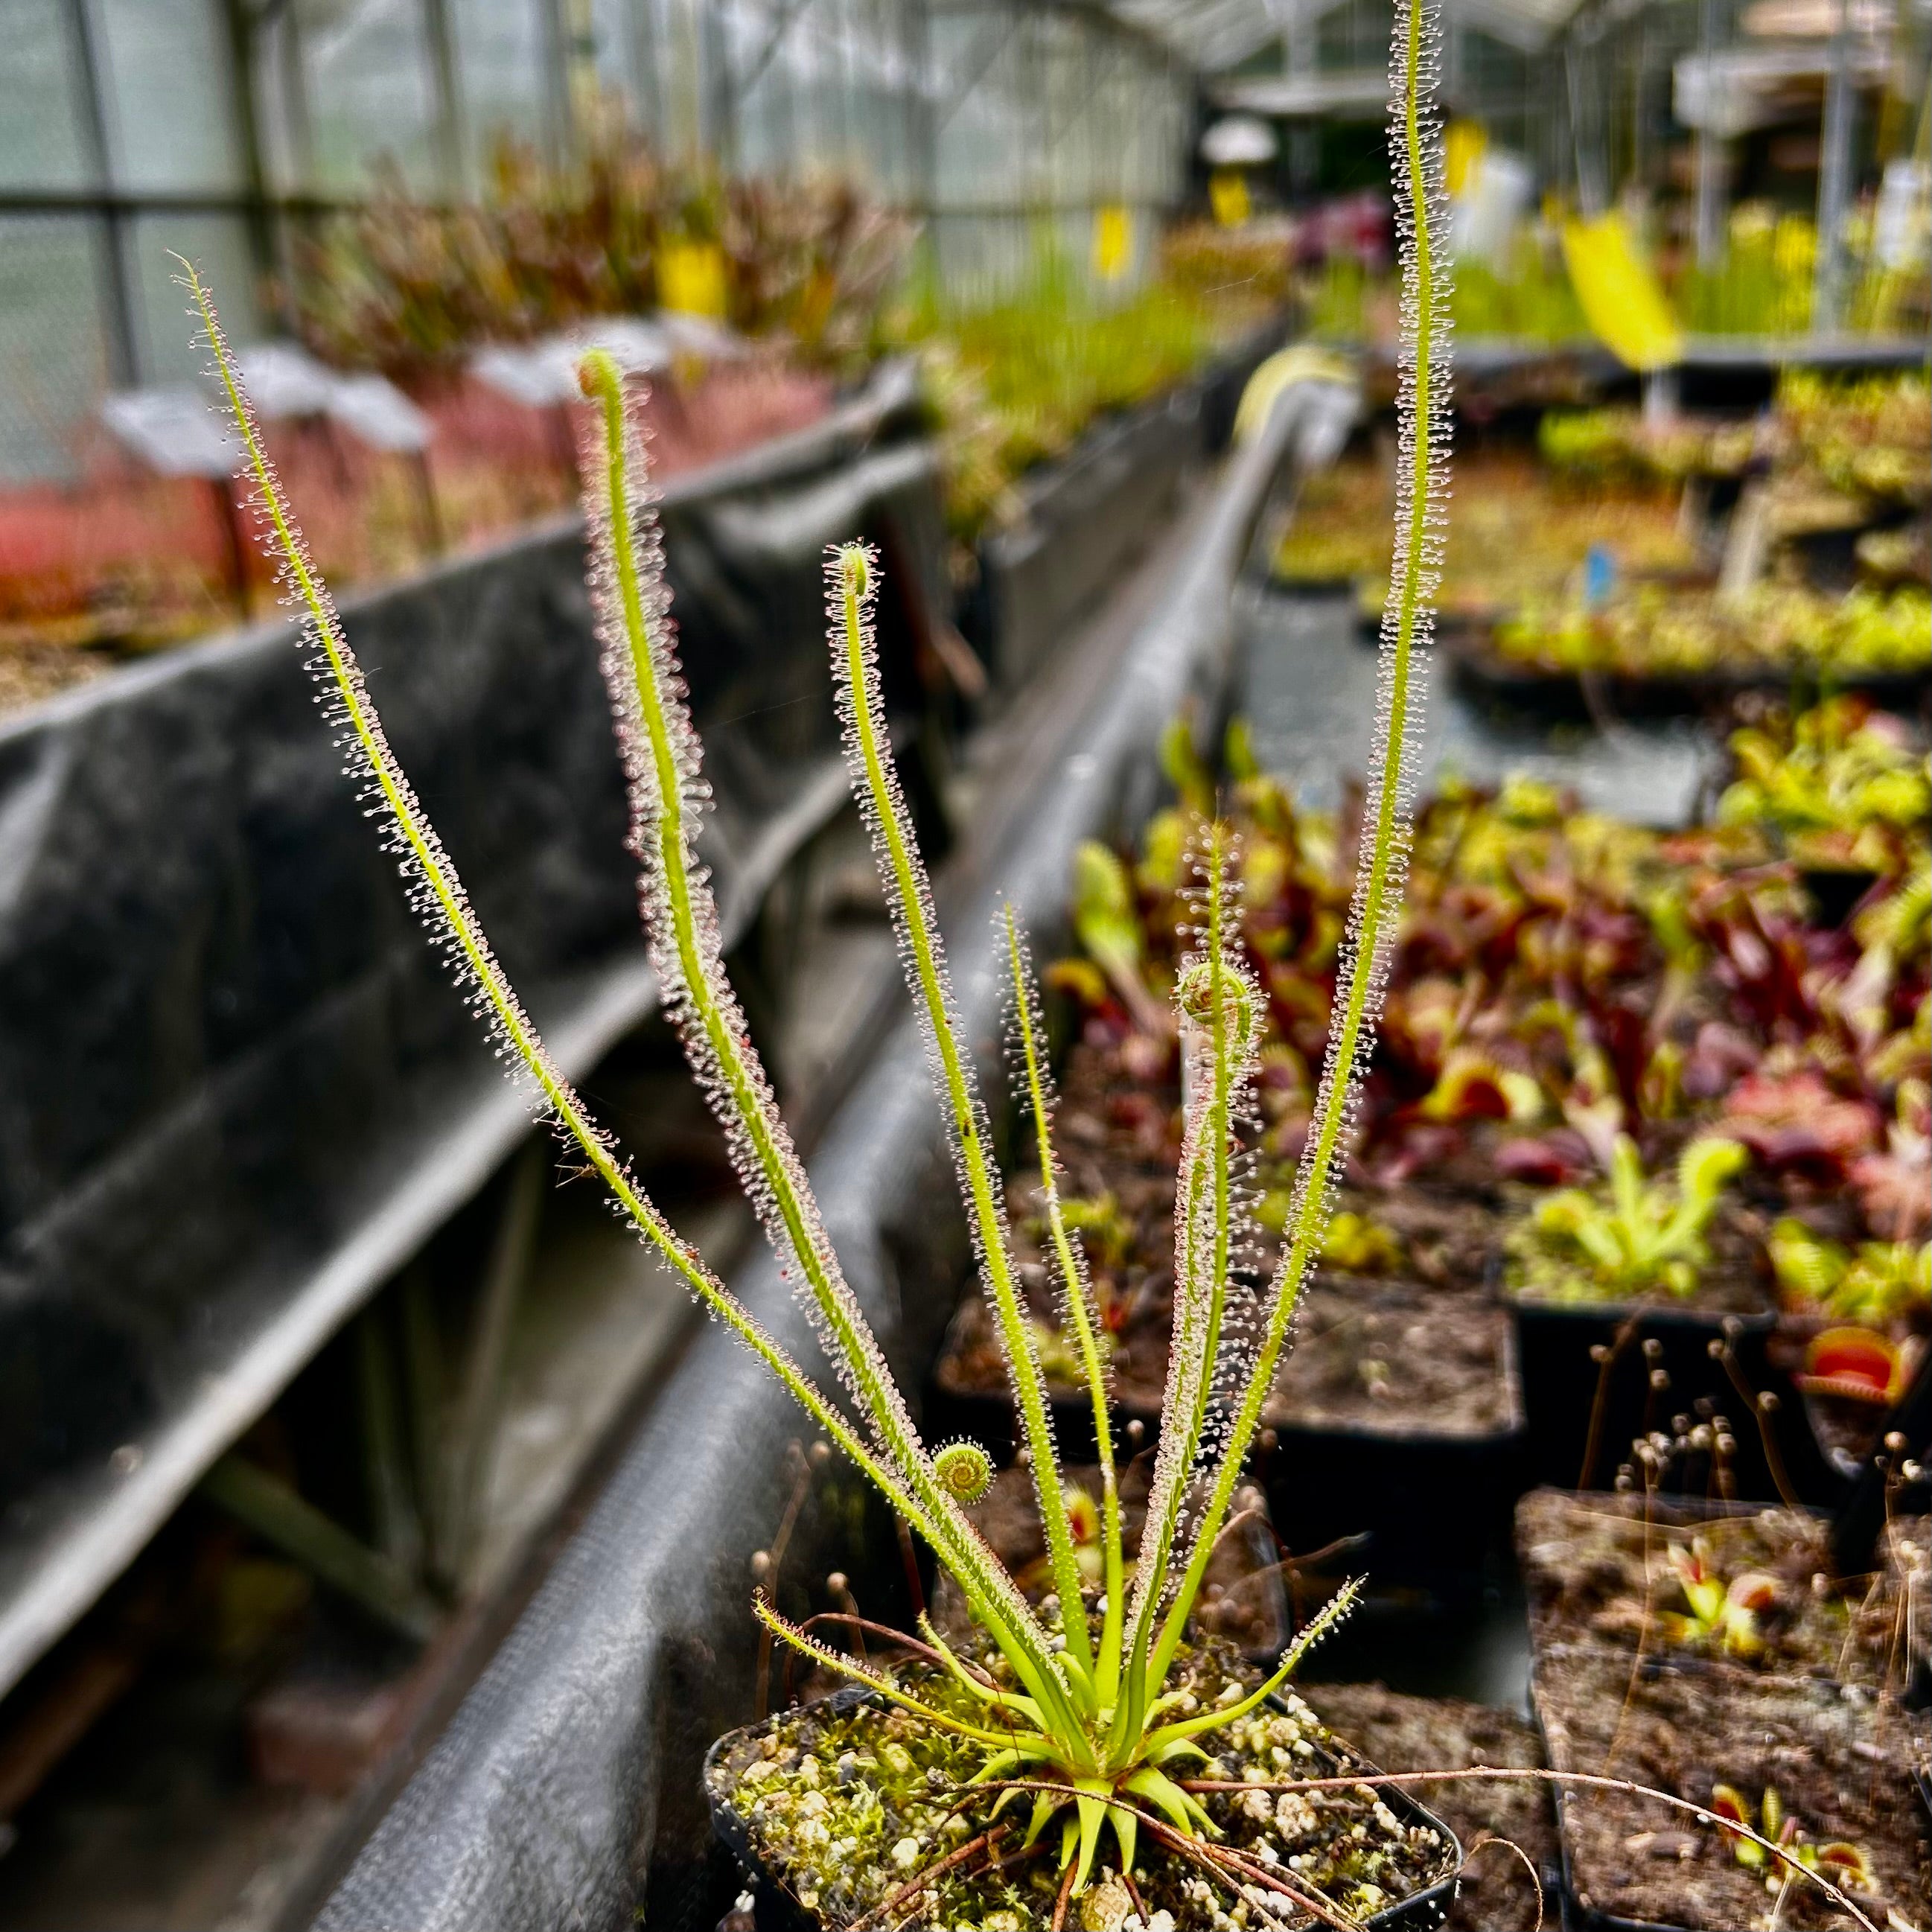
top-left (706, 1687), bottom-right (1465, 1931)
top-left (1438, 622), bottom-right (1932, 721)
top-left (1514, 1489), bottom-right (1876, 1680)
top-left (1533, 1643), bottom-right (1931, 1932)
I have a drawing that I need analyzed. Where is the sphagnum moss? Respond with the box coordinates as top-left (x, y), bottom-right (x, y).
top-left (177, 0), bottom-right (1453, 1912)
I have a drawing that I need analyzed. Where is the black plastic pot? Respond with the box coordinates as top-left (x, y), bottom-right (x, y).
top-left (1535, 1639), bottom-right (1919, 1932)
top-left (706, 1687), bottom-right (1464, 1931)
top-left (931, 1279), bottom-right (1529, 1597)
top-left (925, 1345), bottom-right (1114, 1467)
top-left (1257, 1281), bottom-right (1527, 1595)
top-left (1798, 866), bottom-right (1882, 928)
top-left (1506, 1284), bottom-right (1844, 1505)
top-left (1531, 1641), bottom-right (1706, 1932)
top-left (1550, 1782), bottom-right (1687, 1932)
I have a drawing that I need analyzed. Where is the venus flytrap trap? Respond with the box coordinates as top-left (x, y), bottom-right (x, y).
top-left (175, 0), bottom-right (1454, 1911)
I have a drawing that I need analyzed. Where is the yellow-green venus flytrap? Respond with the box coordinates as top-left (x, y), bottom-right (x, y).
top-left (176, 0), bottom-right (1450, 1896)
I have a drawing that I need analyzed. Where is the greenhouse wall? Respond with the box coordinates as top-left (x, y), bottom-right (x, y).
top-left (0, 0), bottom-right (1191, 486)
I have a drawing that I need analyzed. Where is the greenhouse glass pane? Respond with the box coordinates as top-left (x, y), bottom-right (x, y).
top-left (1043, 16), bottom-right (1089, 205)
top-left (584, 0), bottom-right (634, 108)
top-left (932, 6), bottom-right (1030, 209)
top-left (622, 0), bottom-right (667, 144)
top-left (736, 5), bottom-right (799, 182)
top-left (250, 8), bottom-right (307, 195)
top-left (0, 0), bottom-right (93, 191)
top-left (785, 9), bottom-right (838, 176)
top-left (653, 0), bottom-right (708, 162)
top-left (930, 209), bottom-right (1031, 304)
top-left (302, 0), bottom-right (443, 196)
top-left (92, 0), bottom-right (246, 192)
top-left (452, 0), bottom-right (550, 182)
top-left (126, 211), bottom-right (262, 386)
top-left (0, 216), bottom-right (111, 482)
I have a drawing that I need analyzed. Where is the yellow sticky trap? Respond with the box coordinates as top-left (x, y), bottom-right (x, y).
top-left (1560, 211), bottom-right (1684, 372)
top-left (1092, 203), bottom-right (1131, 281)
top-left (1210, 168), bottom-right (1251, 229)
top-left (657, 238), bottom-right (728, 319)
top-left (1445, 120), bottom-right (1488, 197)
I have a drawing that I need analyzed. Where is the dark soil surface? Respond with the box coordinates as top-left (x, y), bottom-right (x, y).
top-left (937, 1272), bottom-right (1516, 1444)
top-left (709, 1638), bottom-right (1459, 1930)
top-left (1516, 1489), bottom-right (1907, 1686)
top-left (1339, 1188), bottom-right (1496, 1290)
top-left (936, 1031), bottom-right (1513, 1440)
top-left (1299, 1682), bottom-right (1555, 1932)
top-left (1269, 1278), bottom-right (1517, 1437)
top-left (930, 1462), bottom-right (1289, 1662)
top-left (940, 1044), bottom-right (1504, 1429)
top-left (1534, 1641), bottom-right (1929, 1930)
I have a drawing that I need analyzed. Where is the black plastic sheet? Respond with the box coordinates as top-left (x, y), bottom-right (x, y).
top-left (0, 364), bottom-right (945, 1700)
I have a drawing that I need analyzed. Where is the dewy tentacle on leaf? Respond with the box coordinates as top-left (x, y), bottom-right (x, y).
top-left (1001, 908), bottom-right (1126, 1695)
top-left (1116, 828), bottom-right (1260, 1756)
top-left (826, 543), bottom-right (1095, 1691)
top-left (176, 263), bottom-right (922, 1534)
top-left (575, 351), bottom-right (1074, 1730)
top-left (1150, 0), bottom-right (1452, 1686)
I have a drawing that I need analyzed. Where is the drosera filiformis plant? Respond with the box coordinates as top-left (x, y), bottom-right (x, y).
top-left (176, 0), bottom-right (1459, 1909)
top-left (184, 0), bottom-right (1453, 1901)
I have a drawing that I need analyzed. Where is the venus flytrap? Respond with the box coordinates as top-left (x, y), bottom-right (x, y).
top-left (179, 0), bottom-right (1449, 1899)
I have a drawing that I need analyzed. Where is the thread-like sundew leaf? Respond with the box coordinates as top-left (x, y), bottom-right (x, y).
top-left (1149, 0), bottom-right (1453, 1687)
top-left (177, 264), bottom-right (919, 1532)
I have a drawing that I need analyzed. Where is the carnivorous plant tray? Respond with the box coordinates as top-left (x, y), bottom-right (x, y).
top-left (1540, 377), bottom-right (1932, 514)
top-left (1714, 697), bottom-right (1930, 884)
top-left (1516, 1490), bottom-right (1905, 1686)
top-left (1477, 581), bottom-right (1932, 689)
top-left (1272, 444), bottom-right (1698, 622)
